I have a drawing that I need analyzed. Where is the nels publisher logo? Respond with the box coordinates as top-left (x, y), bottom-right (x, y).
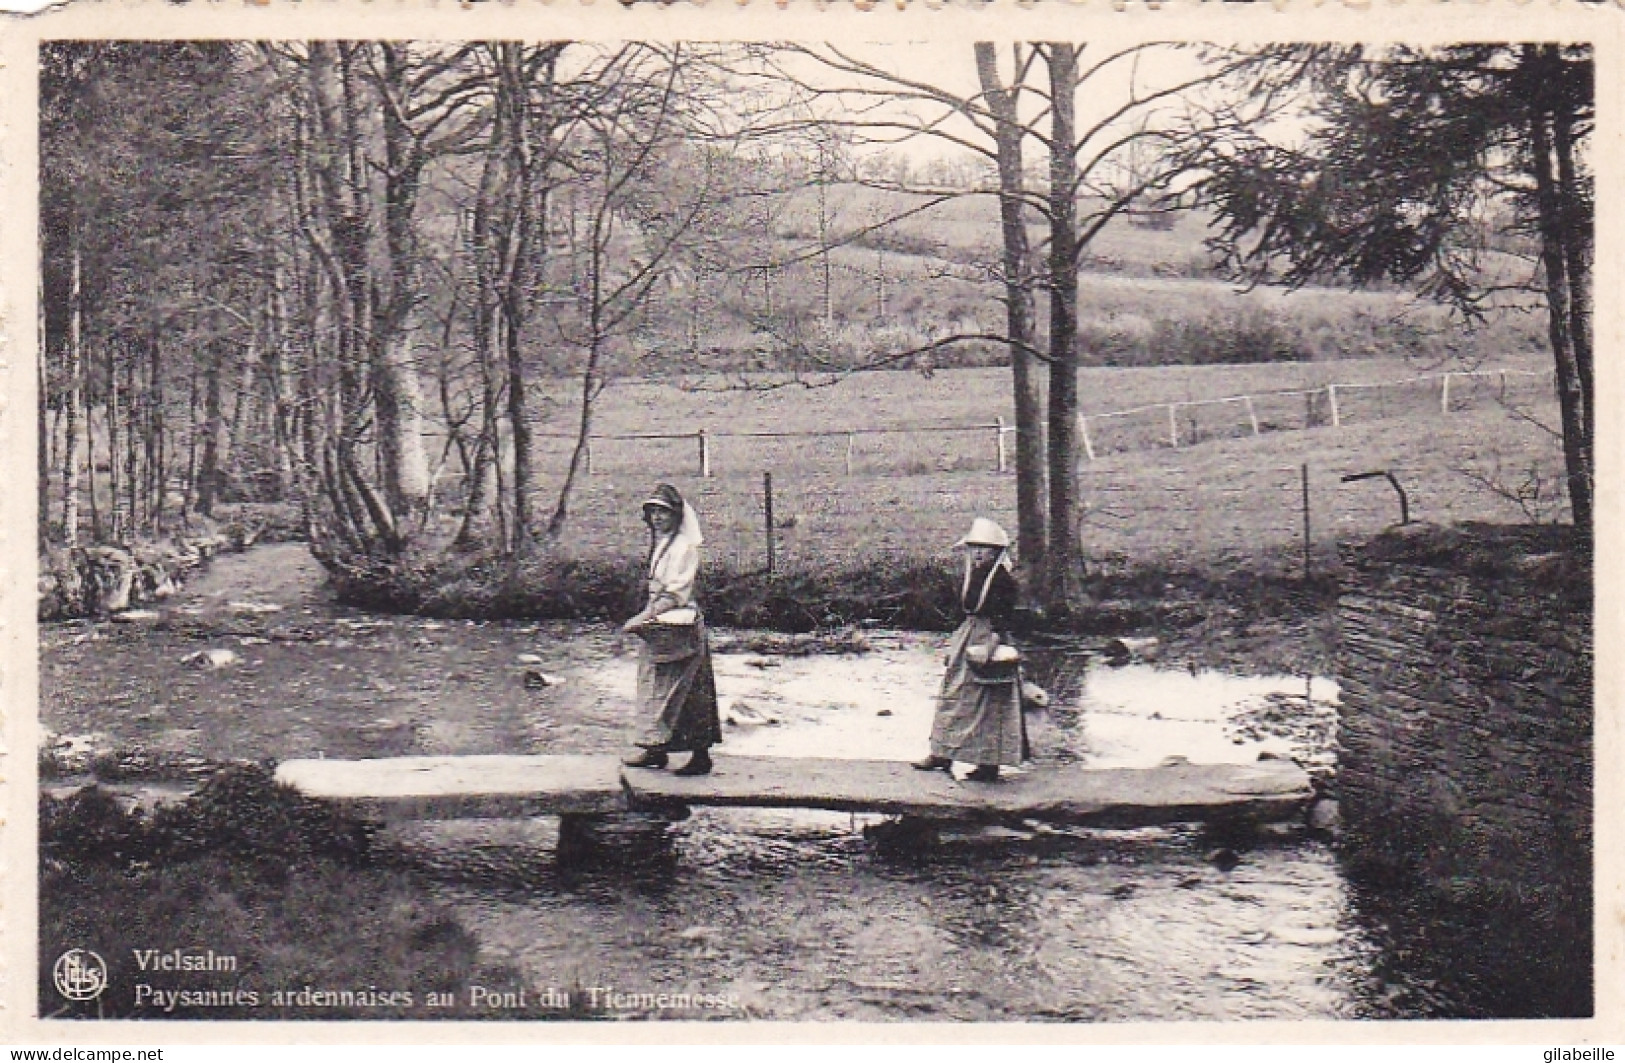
top-left (53, 949), bottom-right (108, 1002)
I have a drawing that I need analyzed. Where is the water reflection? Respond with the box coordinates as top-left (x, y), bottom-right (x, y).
top-left (385, 636), bottom-right (1399, 1021)
top-left (572, 636), bottom-right (1340, 773)
top-left (384, 810), bottom-right (1394, 1021)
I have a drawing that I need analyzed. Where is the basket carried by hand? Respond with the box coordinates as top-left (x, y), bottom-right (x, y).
top-left (635, 607), bottom-right (702, 660)
top-left (966, 643), bottom-right (1021, 684)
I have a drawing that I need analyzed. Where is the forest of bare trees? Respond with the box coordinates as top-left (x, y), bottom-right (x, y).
top-left (39, 40), bottom-right (1592, 613)
top-left (41, 42), bottom-right (781, 562)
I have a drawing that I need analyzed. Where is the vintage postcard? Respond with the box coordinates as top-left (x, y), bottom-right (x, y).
top-left (1, 0), bottom-right (1619, 1046)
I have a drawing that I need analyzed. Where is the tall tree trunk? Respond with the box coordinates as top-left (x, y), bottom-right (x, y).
top-left (976, 41), bottom-right (1047, 573)
top-left (123, 349), bottom-right (138, 536)
top-left (227, 335), bottom-right (257, 493)
top-left (498, 43), bottom-right (532, 552)
top-left (331, 44), bottom-right (382, 544)
top-left (88, 400), bottom-right (102, 542)
top-left (373, 43), bottom-right (432, 527)
top-left (1548, 53), bottom-right (1593, 498)
top-left (456, 72), bottom-right (509, 549)
top-left (297, 336), bottom-right (324, 539)
top-left (107, 341), bottom-right (122, 540)
top-left (1526, 65), bottom-right (1592, 534)
top-left (546, 217), bottom-right (607, 540)
top-left (62, 233), bottom-right (84, 547)
top-left (1044, 42), bottom-right (1083, 607)
top-left (146, 333), bottom-right (165, 534)
top-left (196, 344), bottom-right (227, 518)
top-left (504, 264), bottom-right (534, 553)
top-left (496, 43), bottom-right (554, 554)
top-left (547, 344), bottom-right (599, 540)
top-left (184, 357), bottom-right (200, 514)
top-left (38, 270), bottom-right (51, 545)
top-left (267, 275), bottom-right (297, 501)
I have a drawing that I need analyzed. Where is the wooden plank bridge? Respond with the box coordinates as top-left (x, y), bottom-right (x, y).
top-left (274, 753), bottom-right (1314, 830)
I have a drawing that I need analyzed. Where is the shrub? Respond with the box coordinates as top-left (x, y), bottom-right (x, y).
top-left (41, 764), bottom-right (375, 870)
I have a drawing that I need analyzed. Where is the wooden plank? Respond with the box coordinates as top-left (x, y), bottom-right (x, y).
top-left (275, 753), bottom-right (1315, 828)
top-left (274, 754), bottom-right (626, 820)
top-left (623, 756), bottom-right (1313, 826)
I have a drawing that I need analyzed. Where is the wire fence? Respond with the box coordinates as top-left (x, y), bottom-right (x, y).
top-left (557, 444), bottom-right (1569, 582)
top-left (432, 363), bottom-right (1564, 576)
top-left (525, 366), bottom-right (1555, 480)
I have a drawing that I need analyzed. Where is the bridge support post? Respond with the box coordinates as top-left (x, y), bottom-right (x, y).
top-left (557, 811), bottom-right (688, 866)
top-left (864, 815), bottom-right (941, 854)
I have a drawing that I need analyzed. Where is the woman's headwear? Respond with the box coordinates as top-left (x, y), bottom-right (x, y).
top-left (642, 483), bottom-right (685, 519)
top-left (955, 517), bottom-right (1010, 549)
top-left (958, 517), bottom-right (1014, 612)
top-left (642, 483), bottom-right (703, 547)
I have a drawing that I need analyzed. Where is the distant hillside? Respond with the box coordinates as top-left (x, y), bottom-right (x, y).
top-left (630, 182), bottom-right (1549, 378)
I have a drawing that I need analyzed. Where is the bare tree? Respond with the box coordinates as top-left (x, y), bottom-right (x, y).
top-left (739, 42), bottom-right (1281, 607)
top-left (975, 42), bottom-right (1047, 571)
top-left (544, 45), bottom-right (732, 539)
top-left (268, 41), bottom-right (489, 553)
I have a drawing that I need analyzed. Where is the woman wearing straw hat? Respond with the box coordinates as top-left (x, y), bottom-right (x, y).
top-left (621, 483), bottom-right (722, 776)
top-left (913, 517), bottom-right (1028, 782)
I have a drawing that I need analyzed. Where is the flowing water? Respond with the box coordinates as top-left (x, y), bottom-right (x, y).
top-left (41, 543), bottom-right (1465, 1021)
top-left (377, 621), bottom-right (1401, 1021)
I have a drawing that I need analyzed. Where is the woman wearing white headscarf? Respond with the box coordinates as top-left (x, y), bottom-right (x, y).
top-left (913, 517), bottom-right (1028, 781)
top-left (622, 483), bottom-right (722, 776)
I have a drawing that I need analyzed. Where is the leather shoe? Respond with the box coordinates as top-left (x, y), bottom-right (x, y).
top-left (965, 765), bottom-right (1000, 782)
top-left (623, 749), bottom-right (668, 769)
top-left (673, 749), bottom-right (713, 776)
top-left (912, 755), bottom-right (952, 772)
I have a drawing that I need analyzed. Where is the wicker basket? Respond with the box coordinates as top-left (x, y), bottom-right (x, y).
top-left (966, 644), bottom-right (1021, 684)
top-left (635, 608), bottom-right (702, 660)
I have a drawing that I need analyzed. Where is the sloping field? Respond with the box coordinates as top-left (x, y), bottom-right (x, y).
top-left (749, 188), bottom-right (1550, 366)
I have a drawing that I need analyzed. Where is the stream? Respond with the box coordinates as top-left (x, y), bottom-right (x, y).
top-left (40, 543), bottom-right (1463, 1021)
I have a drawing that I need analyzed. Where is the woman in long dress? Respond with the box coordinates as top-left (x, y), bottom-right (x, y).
top-left (913, 517), bottom-right (1027, 782)
top-left (621, 483), bottom-right (722, 776)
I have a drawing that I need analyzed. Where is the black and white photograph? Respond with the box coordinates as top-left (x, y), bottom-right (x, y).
top-left (16, 7), bottom-right (1609, 1038)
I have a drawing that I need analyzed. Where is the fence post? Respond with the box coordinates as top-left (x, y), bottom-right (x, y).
top-left (1301, 463), bottom-right (1312, 582)
top-left (1327, 385), bottom-right (1341, 428)
top-left (763, 471), bottom-right (775, 576)
top-left (1440, 372), bottom-right (1452, 414)
top-left (995, 417), bottom-right (1007, 473)
top-left (697, 430), bottom-right (711, 478)
top-left (1078, 414), bottom-right (1095, 462)
top-left (1244, 395), bottom-right (1260, 436)
top-left (1167, 403), bottom-right (1180, 448)
top-left (844, 432), bottom-right (855, 477)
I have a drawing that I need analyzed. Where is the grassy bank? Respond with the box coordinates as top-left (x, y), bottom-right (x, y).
top-left (37, 503), bottom-right (307, 622)
top-left (324, 538), bottom-right (1341, 680)
top-left (40, 766), bottom-right (531, 1020)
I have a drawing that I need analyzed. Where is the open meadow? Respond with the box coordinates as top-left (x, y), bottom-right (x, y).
top-left (504, 353), bottom-right (1566, 578)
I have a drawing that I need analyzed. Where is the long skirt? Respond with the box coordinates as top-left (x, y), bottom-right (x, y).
top-left (633, 619), bottom-right (723, 753)
top-left (928, 616), bottom-right (1027, 767)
